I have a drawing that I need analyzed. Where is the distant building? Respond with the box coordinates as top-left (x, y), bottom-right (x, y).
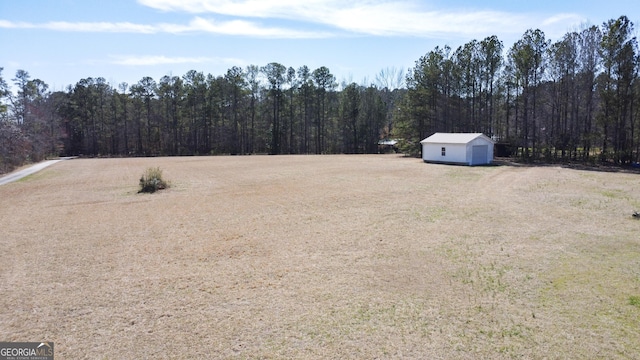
top-left (420, 133), bottom-right (494, 166)
top-left (377, 139), bottom-right (399, 153)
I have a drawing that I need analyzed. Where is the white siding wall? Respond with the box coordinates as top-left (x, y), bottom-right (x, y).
top-left (422, 143), bottom-right (467, 163)
top-left (421, 133), bottom-right (494, 165)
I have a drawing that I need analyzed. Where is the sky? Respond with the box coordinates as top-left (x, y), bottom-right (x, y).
top-left (1, 0), bottom-right (639, 91)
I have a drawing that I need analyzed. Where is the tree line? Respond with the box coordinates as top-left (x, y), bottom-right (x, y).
top-left (0, 63), bottom-right (398, 174)
top-left (396, 16), bottom-right (640, 164)
top-left (1, 15), bottom-right (639, 174)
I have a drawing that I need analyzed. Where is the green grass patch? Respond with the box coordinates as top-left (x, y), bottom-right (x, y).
top-left (601, 189), bottom-right (623, 199)
top-left (629, 296), bottom-right (640, 308)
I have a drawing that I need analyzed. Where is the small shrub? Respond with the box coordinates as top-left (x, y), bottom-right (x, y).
top-left (138, 167), bottom-right (168, 193)
top-left (630, 296), bottom-right (640, 308)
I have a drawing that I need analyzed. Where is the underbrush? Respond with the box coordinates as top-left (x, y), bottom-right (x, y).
top-left (138, 167), bottom-right (168, 193)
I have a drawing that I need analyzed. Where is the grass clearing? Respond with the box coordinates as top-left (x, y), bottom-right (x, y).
top-left (1, 155), bottom-right (639, 358)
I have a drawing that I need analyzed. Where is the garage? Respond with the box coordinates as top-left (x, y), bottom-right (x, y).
top-left (420, 133), bottom-right (494, 166)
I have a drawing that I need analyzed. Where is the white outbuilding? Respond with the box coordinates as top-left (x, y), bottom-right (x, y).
top-left (420, 133), bottom-right (494, 166)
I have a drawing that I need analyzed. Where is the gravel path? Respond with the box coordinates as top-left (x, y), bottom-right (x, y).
top-left (0, 158), bottom-right (73, 186)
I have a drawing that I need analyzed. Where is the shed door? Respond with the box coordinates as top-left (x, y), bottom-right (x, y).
top-left (471, 145), bottom-right (488, 165)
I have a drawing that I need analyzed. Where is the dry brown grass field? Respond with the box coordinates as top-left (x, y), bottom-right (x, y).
top-left (1, 155), bottom-right (639, 359)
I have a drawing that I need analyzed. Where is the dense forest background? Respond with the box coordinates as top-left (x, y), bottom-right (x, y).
top-left (1, 16), bottom-right (639, 174)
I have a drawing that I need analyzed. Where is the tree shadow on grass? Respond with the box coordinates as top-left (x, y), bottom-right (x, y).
top-left (492, 157), bottom-right (640, 174)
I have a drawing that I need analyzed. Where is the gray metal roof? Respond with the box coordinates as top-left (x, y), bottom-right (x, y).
top-left (420, 133), bottom-right (493, 144)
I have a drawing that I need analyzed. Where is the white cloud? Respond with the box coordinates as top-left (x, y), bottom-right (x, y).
top-left (541, 13), bottom-right (587, 39)
top-left (0, 17), bottom-right (330, 38)
top-left (1, 0), bottom-right (588, 40)
top-left (542, 13), bottom-right (585, 27)
top-left (185, 17), bottom-right (331, 38)
top-left (318, 4), bottom-right (526, 38)
top-left (137, 0), bottom-right (327, 19)
top-left (0, 20), bottom-right (35, 29)
top-left (48, 21), bottom-right (158, 33)
top-left (136, 0), bottom-right (578, 38)
top-left (110, 55), bottom-right (245, 67)
top-left (0, 19), bottom-right (156, 33)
